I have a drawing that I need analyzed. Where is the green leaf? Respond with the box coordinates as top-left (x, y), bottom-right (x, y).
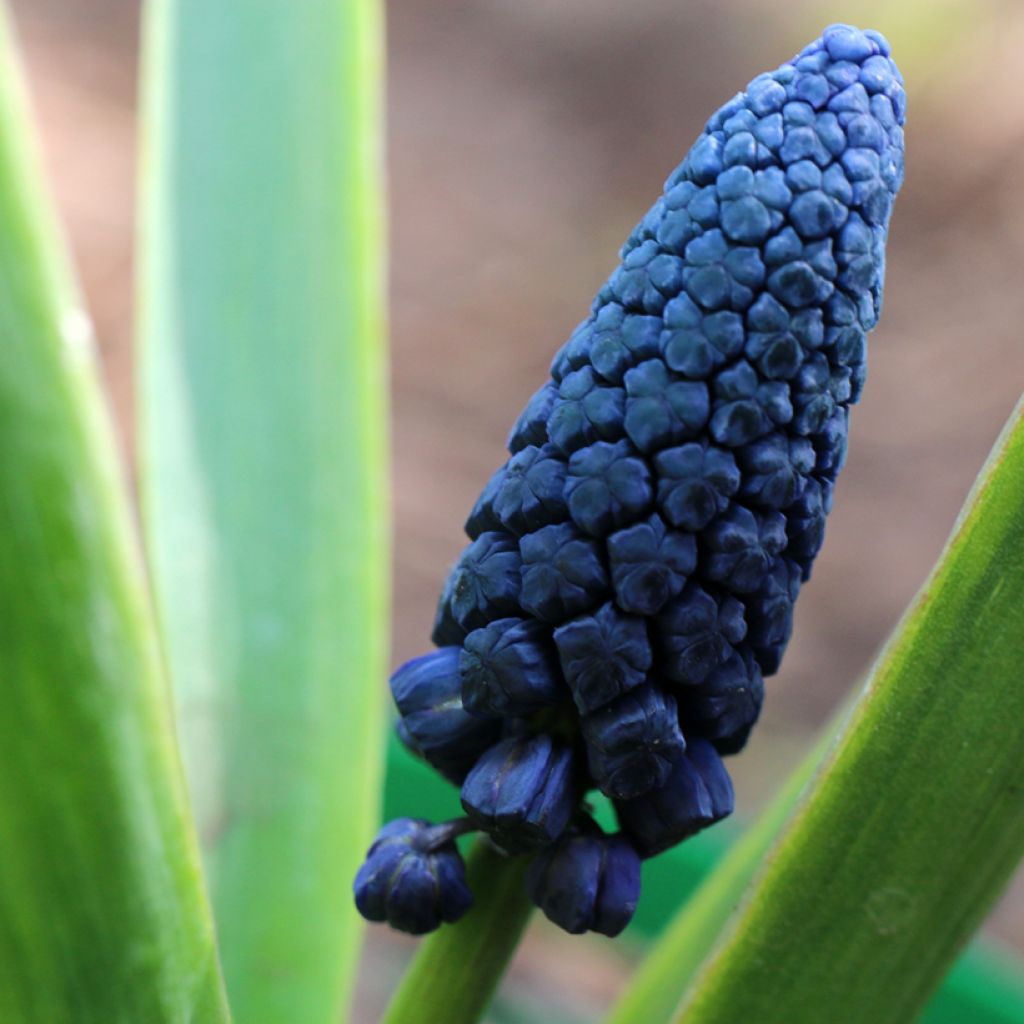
top-left (670, 396), bottom-right (1024, 1023)
top-left (381, 841), bottom-right (534, 1024)
top-left (0, 8), bottom-right (229, 1023)
top-left (137, 2), bottom-right (389, 1022)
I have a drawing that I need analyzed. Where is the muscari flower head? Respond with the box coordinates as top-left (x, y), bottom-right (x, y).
top-left (356, 23), bottom-right (905, 936)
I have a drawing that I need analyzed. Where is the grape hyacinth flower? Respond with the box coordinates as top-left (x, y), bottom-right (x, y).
top-left (391, 647), bottom-right (501, 783)
top-left (353, 819), bottom-right (474, 935)
top-left (527, 822), bottom-right (641, 936)
top-left (355, 23), bottom-right (905, 936)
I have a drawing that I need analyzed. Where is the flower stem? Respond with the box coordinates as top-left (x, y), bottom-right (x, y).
top-left (382, 840), bottom-right (534, 1024)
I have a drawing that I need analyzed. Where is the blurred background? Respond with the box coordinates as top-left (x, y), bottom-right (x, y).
top-left (10, 0), bottom-right (1022, 1020)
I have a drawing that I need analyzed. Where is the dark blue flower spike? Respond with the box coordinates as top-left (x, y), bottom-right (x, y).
top-left (358, 23), bottom-right (905, 936)
top-left (353, 818), bottom-right (474, 935)
top-left (527, 821), bottom-right (641, 936)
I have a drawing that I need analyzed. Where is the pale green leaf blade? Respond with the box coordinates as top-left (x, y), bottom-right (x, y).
top-left (138, 2), bottom-right (389, 1021)
top-left (0, 6), bottom-right (229, 1022)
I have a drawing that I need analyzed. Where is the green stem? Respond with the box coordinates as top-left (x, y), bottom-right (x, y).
top-left (382, 841), bottom-right (534, 1024)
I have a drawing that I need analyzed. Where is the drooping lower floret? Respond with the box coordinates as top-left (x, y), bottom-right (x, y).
top-left (356, 23), bottom-right (905, 936)
top-left (353, 819), bottom-right (474, 934)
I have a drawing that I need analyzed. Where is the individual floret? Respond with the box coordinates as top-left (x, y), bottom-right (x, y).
top-left (622, 359), bottom-right (710, 453)
top-left (508, 382), bottom-right (559, 454)
top-left (742, 556), bottom-right (802, 674)
top-left (784, 476), bottom-right (831, 572)
top-left (550, 318), bottom-right (594, 383)
top-left (461, 734), bottom-right (577, 853)
top-left (653, 442), bottom-right (740, 531)
top-left (709, 359), bottom-right (792, 448)
top-left (460, 617), bottom-right (564, 717)
top-left (434, 530), bottom-right (524, 646)
top-left (519, 521), bottom-right (609, 622)
top-left (701, 504), bottom-right (787, 593)
top-left (656, 582), bottom-right (747, 685)
top-left (353, 819), bottom-right (473, 935)
top-left (492, 444), bottom-right (568, 535)
top-left (391, 648), bottom-right (502, 783)
top-left (580, 684), bottom-right (687, 800)
top-left (547, 366), bottom-right (626, 454)
top-left (464, 465), bottom-right (507, 540)
top-left (678, 648), bottom-right (765, 754)
top-left (564, 439), bottom-right (653, 537)
top-left (589, 303), bottom-right (662, 384)
top-left (660, 294), bottom-right (745, 378)
top-left (553, 602), bottom-right (652, 713)
top-left (737, 432), bottom-right (815, 509)
top-left (606, 513), bottom-right (697, 615)
top-left (527, 823), bottom-right (641, 936)
top-left (810, 406), bottom-right (849, 478)
top-left (616, 737), bottom-right (735, 857)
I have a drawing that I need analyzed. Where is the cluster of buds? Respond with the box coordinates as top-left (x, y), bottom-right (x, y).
top-left (355, 23), bottom-right (905, 937)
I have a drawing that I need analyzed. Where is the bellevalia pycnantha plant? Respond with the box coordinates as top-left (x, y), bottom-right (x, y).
top-left (354, 23), bottom-right (905, 937)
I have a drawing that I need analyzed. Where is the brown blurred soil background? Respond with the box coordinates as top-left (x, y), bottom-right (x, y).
top-left (9, 0), bottom-right (1023, 1019)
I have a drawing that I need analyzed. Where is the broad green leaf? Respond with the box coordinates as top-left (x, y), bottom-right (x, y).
top-left (670, 396), bottom-right (1024, 1023)
top-left (138, 2), bottom-right (389, 1022)
top-left (0, 7), bottom-right (229, 1022)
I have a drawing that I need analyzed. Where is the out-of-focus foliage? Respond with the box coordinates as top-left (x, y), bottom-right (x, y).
top-left (0, 6), bottom-right (228, 1021)
top-left (138, 1), bottom-right (388, 1022)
